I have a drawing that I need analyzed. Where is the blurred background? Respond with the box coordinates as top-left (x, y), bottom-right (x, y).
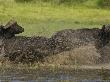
top-left (0, 0), bottom-right (110, 37)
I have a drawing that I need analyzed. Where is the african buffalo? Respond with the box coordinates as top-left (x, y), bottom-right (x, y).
top-left (0, 20), bottom-right (25, 62)
top-left (0, 20), bottom-right (54, 63)
top-left (50, 25), bottom-right (110, 63)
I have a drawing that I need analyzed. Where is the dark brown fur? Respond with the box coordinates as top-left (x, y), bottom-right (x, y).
top-left (4, 36), bottom-right (52, 63)
top-left (50, 25), bottom-right (110, 63)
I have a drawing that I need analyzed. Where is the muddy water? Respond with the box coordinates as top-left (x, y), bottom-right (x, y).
top-left (0, 44), bottom-right (109, 82)
top-left (0, 67), bottom-right (110, 82)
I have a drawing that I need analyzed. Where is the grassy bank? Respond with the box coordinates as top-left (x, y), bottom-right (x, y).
top-left (0, 0), bottom-right (110, 37)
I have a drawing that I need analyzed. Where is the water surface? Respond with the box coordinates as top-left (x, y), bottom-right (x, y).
top-left (0, 67), bottom-right (110, 82)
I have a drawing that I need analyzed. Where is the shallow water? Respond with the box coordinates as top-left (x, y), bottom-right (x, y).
top-left (0, 68), bottom-right (110, 82)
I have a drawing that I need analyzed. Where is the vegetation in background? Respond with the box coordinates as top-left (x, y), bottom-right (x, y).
top-left (15, 0), bottom-right (32, 2)
top-left (0, 0), bottom-right (109, 37)
top-left (14, 0), bottom-right (87, 4)
top-left (97, 0), bottom-right (110, 8)
top-left (14, 0), bottom-right (110, 8)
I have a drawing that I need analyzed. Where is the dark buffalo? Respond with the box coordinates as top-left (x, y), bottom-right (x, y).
top-left (50, 25), bottom-right (110, 63)
top-left (3, 36), bottom-right (52, 63)
top-left (0, 20), bottom-right (24, 62)
top-left (0, 20), bottom-right (52, 63)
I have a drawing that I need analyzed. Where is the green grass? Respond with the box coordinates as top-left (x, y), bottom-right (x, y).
top-left (0, 0), bottom-right (110, 37)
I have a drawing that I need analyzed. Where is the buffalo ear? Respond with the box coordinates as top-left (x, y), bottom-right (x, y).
top-left (102, 25), bottom-right (106, 31)
top-left (4, 19), bottom-right (17, 29)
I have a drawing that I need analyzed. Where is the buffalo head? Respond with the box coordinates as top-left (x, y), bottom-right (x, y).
top-left (3, 20), bottom-right (24, 38)
top-left (98, 25), bottom-right (110, 47)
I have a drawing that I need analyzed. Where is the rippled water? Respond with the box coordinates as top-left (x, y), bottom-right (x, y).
top-left (0, 68), bottom-right (110, 82)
